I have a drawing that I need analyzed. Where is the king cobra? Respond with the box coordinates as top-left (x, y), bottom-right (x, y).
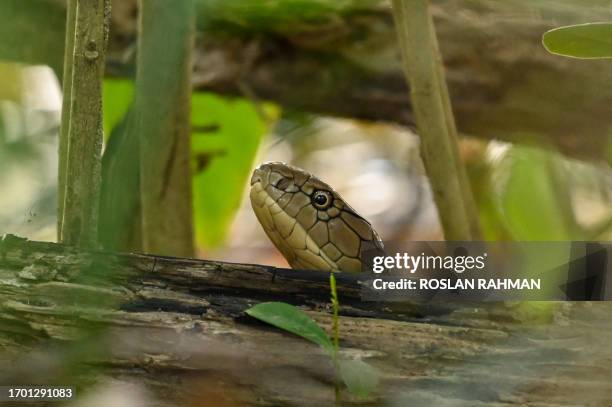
top-left (249, 162), bottom-right (384, 272)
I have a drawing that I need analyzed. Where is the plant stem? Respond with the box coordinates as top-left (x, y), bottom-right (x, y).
top-left (57, 0), bottom-right (76, 241)
top-left (391, 0), bottom-right (481, 241)
top-left (428, 17), bottom-right (483, 240)
top-left (330, 272), bottom-right (341, 405)
top-left (136, 0), bottom-right (195, 257)
top-left (58, 0), bottom-right (110, 248)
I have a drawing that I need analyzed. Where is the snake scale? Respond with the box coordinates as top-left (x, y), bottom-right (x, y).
top-left (249, 162), bottom-right (384, 272)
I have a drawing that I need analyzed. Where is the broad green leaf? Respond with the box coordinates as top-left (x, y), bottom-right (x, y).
top-left (192, 93), bottom-right (279, 248)
top-left (246, 302), bottom-right (334, 354)
top-left (102, 79), bottom-right (134, 139)
top-left (498, 146), bottom-right (573, 240)
top-left (543, 23), bottom-right (612, 59)
top-left (338, 359), bottom-right (379, 398)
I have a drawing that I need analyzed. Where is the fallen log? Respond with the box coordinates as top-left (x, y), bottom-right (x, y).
top-left (1, 234), bottom-right (612, 406)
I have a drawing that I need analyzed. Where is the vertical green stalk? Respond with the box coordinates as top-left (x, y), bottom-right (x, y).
top-left (391, 0), bottom-right (481, 241)
top-left (57, 0), bottom-right (76, 241)
top-left (330, 273), bottom-right (341, 404)
top-left (136, 0), bottom-right (195, 257)
top-left (59, 0), bottom-right (110, 247)
top-left (428, 19), bottom-right (482, 240)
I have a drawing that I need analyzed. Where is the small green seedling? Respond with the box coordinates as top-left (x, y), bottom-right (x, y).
top-left (246, 275), bottom-right (379, 400)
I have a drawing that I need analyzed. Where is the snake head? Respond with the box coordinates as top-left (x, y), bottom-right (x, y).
top-left (249, 162), bottom-right (384, 272)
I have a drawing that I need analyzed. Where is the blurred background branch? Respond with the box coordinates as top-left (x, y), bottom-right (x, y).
top-left (3, 0), bottom-right (612, 162)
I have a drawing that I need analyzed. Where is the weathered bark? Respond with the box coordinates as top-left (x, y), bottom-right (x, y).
top-left (2, 234), bottom-right (612, 406)
top-left (3, 1), bottom-right (612, 162)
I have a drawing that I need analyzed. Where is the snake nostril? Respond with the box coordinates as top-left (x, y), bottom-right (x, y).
top-left (275, 177), bottom-right (292, 191)
top-left (250, 169), bottom-right (262, 186)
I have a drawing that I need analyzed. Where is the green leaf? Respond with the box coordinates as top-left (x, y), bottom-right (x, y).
top-left (191, 93), bottom-right (279, 247)
top-left (246, 302), bottom-right (334, 354)
top-left (338, 359), bottom-right (379, 399)
top-left (499, 147), bottom-right (573, 240)
top-left (543, 23), bottom-right (612, 59)
top-left (102, 79), bottom-right (134, 140)
top-left (101, 83), bottom-right (278, 248)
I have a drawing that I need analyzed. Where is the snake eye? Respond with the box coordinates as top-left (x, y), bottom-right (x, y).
top-left (312, 190), bottom-right (333, 209)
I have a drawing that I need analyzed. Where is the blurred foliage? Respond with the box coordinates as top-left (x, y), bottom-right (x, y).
top-left (338, 359), bottom-right (379, 399)
top-left (102, 78), bottom-right (278, 249)
top-left (192, 93), bottom-right (279, 247)
top-left (498, 146), bottom-right (574, 240)
top-left (467, 156), bottom-right (510, 241)
top-left (543, 23), bottom-right (612, 59)
top-left (0, 62), bottom-right (23, 103)
top-left (0, 63), bottom-right (59, 241)
top-left (466, 142), bottom-right (609, 242)
top-left (102, 79), bottom-right (134, 139)
top-left (0, 0), bottom-right (65, 74)
top-left (197, 0), bottom-right (381, 33)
